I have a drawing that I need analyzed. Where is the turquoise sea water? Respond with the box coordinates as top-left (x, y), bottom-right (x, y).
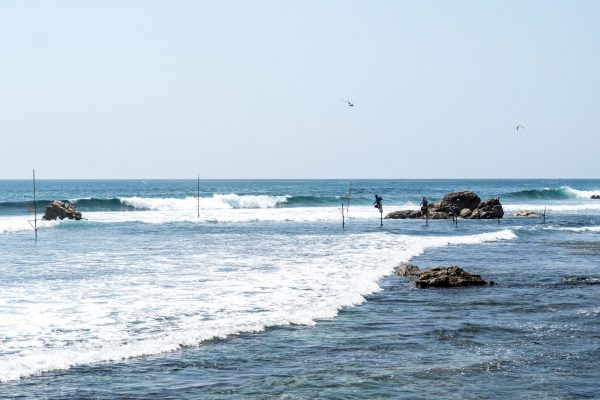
top-left (1, 179), bottom-right (600, 399)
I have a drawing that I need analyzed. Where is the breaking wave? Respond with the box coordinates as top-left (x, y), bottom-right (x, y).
top-left (0, 229), bottom-right (516, 382)
top-left (0, 195), bottom-right (291, 214)
top-left (505, 186), bottom-right (600, 200)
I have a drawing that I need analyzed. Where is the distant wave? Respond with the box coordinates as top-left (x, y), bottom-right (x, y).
top-left (0, 198), bottom-right (135, 213)
top-left (0, 194), bottom-right (291, 214)
top-left (120, 194), bottom-right (290, 210)
top-left (505, 186), bottom-right (600, 200)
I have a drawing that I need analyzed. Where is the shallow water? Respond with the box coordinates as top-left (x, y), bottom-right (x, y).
top-left (1, 179), bottom-right (599, 399)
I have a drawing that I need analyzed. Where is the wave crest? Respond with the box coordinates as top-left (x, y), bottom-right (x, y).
top-left (505, 186), bottom-right (600, 200)
top-left (120, 194), bottom-right (289, 211)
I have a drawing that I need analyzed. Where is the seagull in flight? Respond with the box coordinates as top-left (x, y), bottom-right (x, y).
top-left (516, 125), bottom-right (525, 131)
top-left (341, 100), bottom-right (354, 107)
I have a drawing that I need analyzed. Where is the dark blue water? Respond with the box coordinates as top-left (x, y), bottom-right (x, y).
top-left (1, 180), bottom-right (600, 399)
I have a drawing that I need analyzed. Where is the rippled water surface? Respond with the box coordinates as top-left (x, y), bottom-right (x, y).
top-left (1, 180), bottom-right (599, 399)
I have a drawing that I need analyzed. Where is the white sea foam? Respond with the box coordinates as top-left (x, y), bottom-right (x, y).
top-left (0, 216), bottom-right (63, 234)
top-left (120, 194), bottom-right (289, 210)
top-left (0, 205), bottom-right (411, 233)
top-left (578, 307), bottom-right (600, 317)
top-left (504, 203), bottom-right (600, 212)
top-left (561, 186), bottom-right (600, 199)
top-left (0, 229), bottom-right (516, 382)
top-left (545, 226), bottom-right (600, 233)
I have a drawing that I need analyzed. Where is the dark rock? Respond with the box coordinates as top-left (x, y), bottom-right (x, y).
top-left (459, 208), bottom-right (472, 218)
top-left (592, 195), bottom-right (600, 200)
top-left (385, 210), bottom-right (422, 219)
top-left (512, 210), bottom-right (543, 218)
top-left (440, 191), bottom-right (481, 212)
top-left (384, 190), bottom-right (503, 220)
top-left (42, 201), bottom-right (83, 221)
top-left (469, 197), bottom-right (503, 219)
top-left (415, 266), bottom-right (494, 288)
top-left (393, 263), bottom-right (422, 277)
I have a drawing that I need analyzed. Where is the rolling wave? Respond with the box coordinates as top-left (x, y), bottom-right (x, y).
top-left (505, 186), bottom-right (600, 200)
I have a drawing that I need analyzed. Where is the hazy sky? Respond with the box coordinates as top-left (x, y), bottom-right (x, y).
top-left (1, 1), bottom-right (599, 179)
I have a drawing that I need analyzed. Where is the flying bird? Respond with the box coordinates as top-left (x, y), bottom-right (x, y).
top-left (341, 100), bottom-right (354, 107)
top-left (516, 125), bottom-right (525, 131)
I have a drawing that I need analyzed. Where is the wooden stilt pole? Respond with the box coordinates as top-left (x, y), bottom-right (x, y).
top-left (346, 181), bottom-right (352, 213)
top-left (33, 169), bottom-right (38, 240)
top-left (338, 203), bottom-right (345, 230)
top-left (543, 206), bottom-right (546, 224)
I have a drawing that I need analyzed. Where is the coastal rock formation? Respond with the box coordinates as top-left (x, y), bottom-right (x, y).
top-left (393, 263), bottom-right (422, 277)
top-left (415, 266), bottom-right (494, 288)
top-left (385, 190), bottom-right (503, 220)
top-left (434, 190), bottom-right (481, 212)
top-left (385, 210), bottom-right (423, 219)
top-left (512, 210), bottom-right (544, 218)
top-left (394, 264), bottom-right (494, 288)
top-left (42, 201), bottom-right (83, 221)
top-left (592, 195), bottom-right (600, 200)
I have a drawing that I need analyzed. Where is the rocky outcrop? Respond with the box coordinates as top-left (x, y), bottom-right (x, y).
top-left (415, 266), bottom-right (494, 288)
top-left (512, 210), bottom-right (544, 218)
top-left (470, 198), bottom-right (504, 219)
top-left (393, 263), bottom-right (422, 277)
top-left (432, 190), bottom-right (481, 212)
top-left (385, 210), bottom-right (423, 219)
top-left (42, 201), bottom-right (83, 221)
top-left (385, 191), bottom-right (503, 220)
top-left (394, 264), bottom-right (494, 288)
top-left (592, 195), bottom-right (600, 200)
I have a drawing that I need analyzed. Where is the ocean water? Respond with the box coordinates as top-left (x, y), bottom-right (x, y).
top-left (1, 179), bottom-right (599, 399)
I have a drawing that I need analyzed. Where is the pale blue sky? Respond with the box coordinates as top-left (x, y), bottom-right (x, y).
top-left (1, 1), bottom-right (599, 179)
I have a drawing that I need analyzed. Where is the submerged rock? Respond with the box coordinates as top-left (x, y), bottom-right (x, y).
top-left (42, 201), bottom-right (83, 221)
top-left (592, 195), bottom-right (600, 200)
top-left (563, 276), bottom-right (600, 285)
top-left (415, 266), bottom-right (494, 288)
top-left (385, 190), bottom-right (503, 220)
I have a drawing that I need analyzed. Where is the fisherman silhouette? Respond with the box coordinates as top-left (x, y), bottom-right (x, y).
top-left (373, 194), bottom-right (383, 213)
top-left (420, 196), bottom-right (428, 216)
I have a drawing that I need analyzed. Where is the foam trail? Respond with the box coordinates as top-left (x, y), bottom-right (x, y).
top-left (504, 203), bottom-right (600, 212)
top-left (545, 226), bottom-right (600, 233)
top-left (0, 229), bottom-right (516, 382)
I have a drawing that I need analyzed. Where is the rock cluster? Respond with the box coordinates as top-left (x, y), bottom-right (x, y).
top-left (385, 191), bottom-right (503, 220)
top-left (592, 195), bottom-right (600, 200)
top-left (393, 264), bottom-right (494, 288)
top-left (42, 201), bottom-right (83, 221)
